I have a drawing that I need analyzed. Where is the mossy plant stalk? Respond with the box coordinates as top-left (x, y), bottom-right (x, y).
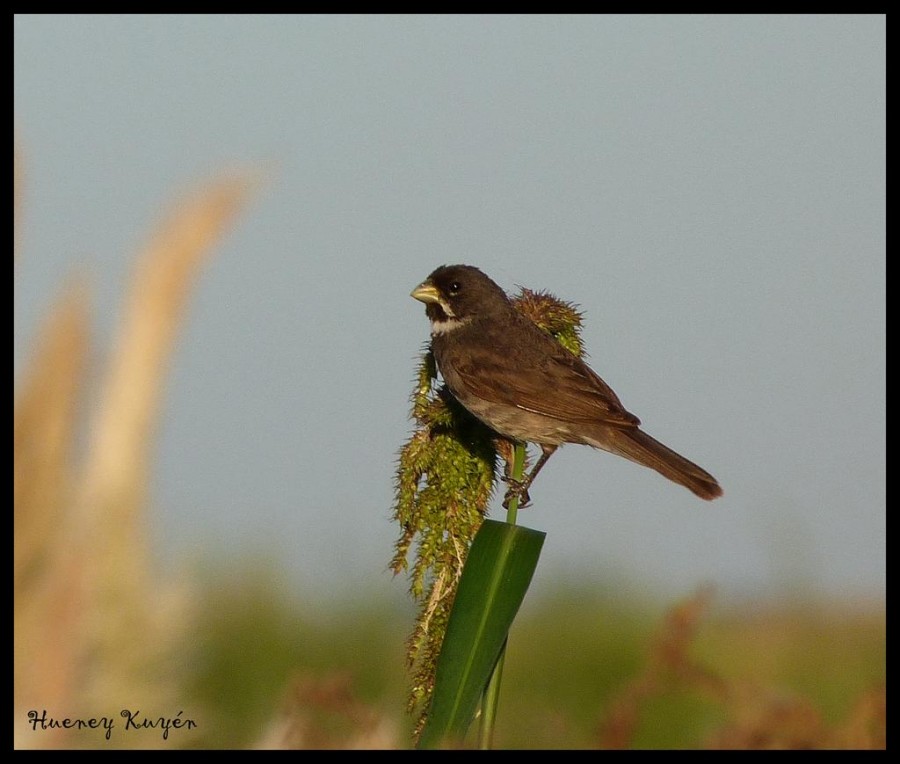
top-left (477, 441), bottom-right (526, 748)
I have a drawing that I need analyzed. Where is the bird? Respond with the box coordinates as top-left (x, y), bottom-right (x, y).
top-left (410, 264), bottom-right (722, 507)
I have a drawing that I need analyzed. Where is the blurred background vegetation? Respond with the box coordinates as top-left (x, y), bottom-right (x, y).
top-left (13, 157), bottom-right (884, 749)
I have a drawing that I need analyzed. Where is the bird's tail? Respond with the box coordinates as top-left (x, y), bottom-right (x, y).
top-left (607, 428), bottom-right (723, 500)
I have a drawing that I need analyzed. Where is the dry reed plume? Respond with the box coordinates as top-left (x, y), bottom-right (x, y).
top-left (14, 146), bottom-right (257, 747)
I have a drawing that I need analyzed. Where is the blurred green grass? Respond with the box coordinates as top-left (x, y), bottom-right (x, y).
top-left (184, 564), bottom-right (884, 749)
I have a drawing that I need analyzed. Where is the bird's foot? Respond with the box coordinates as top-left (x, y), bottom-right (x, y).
top-left (501, 476), bottom-right (532, 509)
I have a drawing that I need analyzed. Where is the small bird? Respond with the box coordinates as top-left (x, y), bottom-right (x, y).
top-left (411, 264), bottom-right (722, 507)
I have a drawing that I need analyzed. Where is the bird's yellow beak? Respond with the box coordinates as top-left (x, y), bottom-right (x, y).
top-left (411, 281), bottom-right (441, 304)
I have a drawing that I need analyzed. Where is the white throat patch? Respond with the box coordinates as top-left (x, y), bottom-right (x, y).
top-left (430, 315), bottom-right (473, 335)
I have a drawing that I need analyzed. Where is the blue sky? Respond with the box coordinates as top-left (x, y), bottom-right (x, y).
top-left (14, 15), bottom-right (885, 605)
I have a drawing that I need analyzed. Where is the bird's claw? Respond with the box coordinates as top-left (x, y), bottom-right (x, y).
top-left (501, 476), bottom-right (532, 509)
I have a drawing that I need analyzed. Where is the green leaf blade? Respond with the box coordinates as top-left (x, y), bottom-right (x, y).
top-left (417, 519), bottom-right (545, 748)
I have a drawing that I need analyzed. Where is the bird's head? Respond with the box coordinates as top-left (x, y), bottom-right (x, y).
top-left (411, 264), bottom-right (511, 331)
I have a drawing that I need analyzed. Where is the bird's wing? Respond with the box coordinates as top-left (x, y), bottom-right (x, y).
top-left (450, 338), bottom-right (640, 428)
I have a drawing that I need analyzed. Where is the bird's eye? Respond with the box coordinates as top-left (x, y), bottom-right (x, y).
top-left (448, 281), bottom-right (462, 295)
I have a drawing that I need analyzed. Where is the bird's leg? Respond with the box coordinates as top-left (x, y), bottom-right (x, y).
top-left (502, 444), bottom-right (557, 509)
